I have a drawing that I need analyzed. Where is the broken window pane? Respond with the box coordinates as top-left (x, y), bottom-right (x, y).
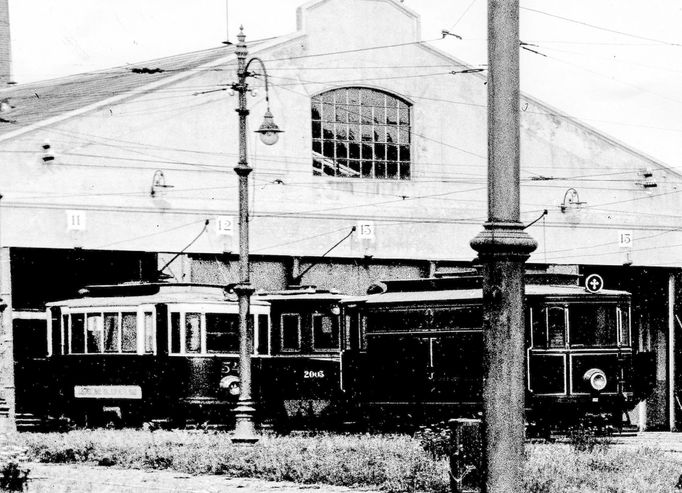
top-left (311, 88), bottom-right (410, 180)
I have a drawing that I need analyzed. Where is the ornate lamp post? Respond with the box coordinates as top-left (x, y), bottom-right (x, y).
top-left (231, 27), bottom-right (282, 444)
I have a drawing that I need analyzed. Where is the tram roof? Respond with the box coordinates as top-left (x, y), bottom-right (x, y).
top-left (46, 282), bottom-right (270, 308)
top-left (257, 288), bottom-right (345, 302)
top-left (360, 284), bottom-right (630, 305)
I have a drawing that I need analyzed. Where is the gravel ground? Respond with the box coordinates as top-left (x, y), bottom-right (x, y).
top-left (611, 432), bottom-right (682, 453)
top-left (23, 462), bottom-right (382, 493)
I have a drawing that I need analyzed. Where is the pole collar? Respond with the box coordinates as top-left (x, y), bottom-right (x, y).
top-left (470, 221), bottom-right (537, 261)
top-left (232, 283), bottom-right (256, 296)
top-left (234, 164), bottom-right (253, 177)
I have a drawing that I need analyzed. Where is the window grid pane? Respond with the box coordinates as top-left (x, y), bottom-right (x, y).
top-left (312, 87), bottom-right (410, 179)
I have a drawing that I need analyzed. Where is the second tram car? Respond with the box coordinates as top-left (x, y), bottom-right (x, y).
top-left (340, 274), bottom-right (654, 430)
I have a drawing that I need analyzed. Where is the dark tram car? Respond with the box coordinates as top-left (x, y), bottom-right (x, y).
top-left (256, 288), bottom-right (346, 429)
top-left (340, 275), bottom-right (651, 430)
top-left (44, 282), bottom-right (270, 427)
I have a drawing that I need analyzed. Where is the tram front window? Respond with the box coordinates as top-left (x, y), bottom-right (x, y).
top-left (121, 313), bottom-right (137, 353)
top-left (569, 304), bottom-right (617, 347)
top-left (206, 313), bottom-right (239, 353)
top-left (619, 306), bottom-right (630, 346)
top-left (185, 313), bottom-right (202, 353)
top-left (547, 306), bottom-right (566, 348)
top-left (71, 314), bottom-right (85, 353)
top-left (144, 312), bottom-right (155, 353)
top-left (86, 314), bottom-right (103, 353)
top-left (312, 314), bottom-right (339, 350)
top-left (531, 306), bottom-right (566, 349)
top-left (103, 313), bottom-right (119, 353)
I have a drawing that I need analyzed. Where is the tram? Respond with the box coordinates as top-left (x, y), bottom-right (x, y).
top-left (15, 273), bottom-right (655, 431)
top-left (339, 274), bottom-right (655, 430)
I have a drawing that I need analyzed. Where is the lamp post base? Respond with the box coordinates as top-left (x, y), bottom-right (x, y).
top-left (231, 401), bottom-right (259, 444)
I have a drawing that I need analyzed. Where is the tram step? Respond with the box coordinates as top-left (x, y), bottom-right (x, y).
top-left (0, 398), bottom-right (8, 417)
top-left (15, 413), bottom-right (44, 431)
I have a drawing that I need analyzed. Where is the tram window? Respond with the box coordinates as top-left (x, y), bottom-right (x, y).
top-left (205, 313), bottom-right (239, 353)
top-left (360, 315), bottom-right (367, 349)
top-left (433, 307), bottom-right (482, 330)
top-left (61, 314), bottom-right (68, 353)
top-left (281, 314), bottom-right (301, 352)
top-left (530, 308), bottom-right (547, 348)
top-left (86, 314), bottom-right (103, 353)
top-left (547, 306), bottom-right (566, 348)
top-left (170, 312), bottom-right (181, 354)
top-left (404, 310), bottom-right (428, 331)
top-left (619, 306), bottom-right (630, 346)
top-left (70, 313), bottom-right (85, 353)
top-left (569, 304), bottom-right (617, 347)
top-left (103, 313), bottom-right (119, 353)
top-left (366, 311), bottom-right (400, 332)
top-left (257, 314), bottom-right (269, 354)
top-left (144, 312), bottom-right (154, 353)
top-left (121, 313), bottom-right (137, 353)
top-left (345, 314), bottom-right (359, 350)
top-left (185, 313), bottom-right (202, 353)
top-left (312, 313), bottom-right (339, 350)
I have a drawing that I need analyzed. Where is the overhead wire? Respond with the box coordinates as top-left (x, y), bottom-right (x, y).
top-left (521, 6), bottom-right (682, 47)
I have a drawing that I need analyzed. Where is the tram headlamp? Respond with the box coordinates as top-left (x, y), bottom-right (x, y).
top-left (583, 368), bottom-right (607, 392)
top-left (219, 375), bottom-right (241, 397)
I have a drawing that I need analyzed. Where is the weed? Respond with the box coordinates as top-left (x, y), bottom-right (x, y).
top-left (566, 424), bottom-right (613, 453)
top-left (0, 462), bottom-right (29, 492)
top-left (415, 423), bottom-right (454, 459)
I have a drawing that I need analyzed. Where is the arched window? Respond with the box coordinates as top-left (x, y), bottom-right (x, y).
top-left (311, 87), bottom-right (411, 180)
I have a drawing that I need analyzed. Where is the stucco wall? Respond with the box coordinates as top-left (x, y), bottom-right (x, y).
top-left (0, 0), bottom-right (678, 268)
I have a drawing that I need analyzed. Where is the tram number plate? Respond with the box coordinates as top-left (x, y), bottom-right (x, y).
top-left (303, 370), bottom-right (325, 379)
top-left (74, 385), bottom-right (142, 399)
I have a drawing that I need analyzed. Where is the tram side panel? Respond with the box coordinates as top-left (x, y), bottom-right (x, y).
top-left (342, 303), bottom-right (485, 427)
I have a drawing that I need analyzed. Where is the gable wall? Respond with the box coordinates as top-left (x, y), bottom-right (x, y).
top-left (0, 0), bottom-right (679, 267)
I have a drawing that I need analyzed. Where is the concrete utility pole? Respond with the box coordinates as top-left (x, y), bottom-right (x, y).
top-left (470, 0), bottom-right (537, 491)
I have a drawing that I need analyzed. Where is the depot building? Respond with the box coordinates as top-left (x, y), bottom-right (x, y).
top-left (0, 0), bottom-right (680, 431)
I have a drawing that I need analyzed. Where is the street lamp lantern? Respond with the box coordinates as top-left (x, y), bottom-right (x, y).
top-left (230, 26), bottom-right (282, 444)
top-left (255, 109), bottom-right (282, 146)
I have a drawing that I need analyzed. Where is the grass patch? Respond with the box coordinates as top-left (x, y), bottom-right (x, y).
top-left (18, 430), bottom-right (449, 492)
top-left (525, 444), bottom-right (682, 493)
top-left (14, 430), bottom-right (682, 493)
